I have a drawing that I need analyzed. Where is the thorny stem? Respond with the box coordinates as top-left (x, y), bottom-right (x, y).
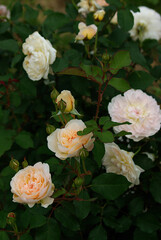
top-left (94, 72), bottom-right (114, 121)
top-left (95, 83), bottom-right (102, 121)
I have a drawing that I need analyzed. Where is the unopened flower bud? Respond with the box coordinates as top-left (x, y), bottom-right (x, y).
top-left (102, 52), bottom-right (110, 62)
top-left (6, 212), bottom-right (16, 225)
top-left (56, 90), bottom-right (75, 113)
top-left (73, 177), bottom-right (84, 187)
top-left (51, 88), bottom-right (59, 102)
top-left (22, 158), bottom-right (28, 168)
top-left (57, 99), bottom-right (67, 113)
top-left (94, 10), bottom-right (105, 21)
top-left (80, 148), bottom-right (89, 160)
top-left (9, 159), bottom-right (19, 172)
top-left (46, 124), bottom-right (56, 134)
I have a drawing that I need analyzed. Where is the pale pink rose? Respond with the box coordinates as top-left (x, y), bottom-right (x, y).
top-left (108, 89), bottom-right (161, 141)
top-left (102, 143), bottom-right (144, 185)
top-left (47, 119), bottom-right (95, 160)
top-left (75, 22), bottom-right (97, 41)
top-left (95, 0), bottom-right (108, 7)
top-left (10, 162), bottom-right (54, 208)
top-left (0, 5), bottom-right (10, 19)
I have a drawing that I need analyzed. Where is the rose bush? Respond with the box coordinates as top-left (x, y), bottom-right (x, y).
top-left (0, 0), bottom-right (161, 239)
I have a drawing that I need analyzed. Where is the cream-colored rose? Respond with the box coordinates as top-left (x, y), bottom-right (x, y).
top-left (0, 5), bottom-right (10, 19)
top-left (102, 143), bottom-right (144, 185)
top-left (94, 9), bottom-right (105, 21)
top-left (111, 12), bottom-right (118, 24)
top-left (22, 31), bottom-right (56, 81)
top-left (47, 119), bottom-right (95, 160)
top-left (56, 90), bottom-right (75, 113)
top-left (77, 0), bottom-right (101, 16)
top-left (75, 22), bottom-right (97, 41)
top-left (10, 162), bottom-right (55, 208)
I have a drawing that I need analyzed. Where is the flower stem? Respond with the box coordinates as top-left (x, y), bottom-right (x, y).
top-left (95, 84), bottom-right (102, 121)
top-left (84, 42), bottom-right (90, 59)
top-left (72, 0), bottom-right (78, 10)
top-left (94, 31), bottom-right (98, 57)
top-left (82, 157), bottom-right (88, 174)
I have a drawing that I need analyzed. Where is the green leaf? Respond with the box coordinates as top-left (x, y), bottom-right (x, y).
top-left (11, 1), bottom-right (23, 20)
top-left (81, 64), bottom-right (103, 83)
top-left (109, 78), bottom-right (130, 92)
top-left (118, 9), bottom-right (134, 31)
top-left (150, 173), bottom-right (161, 204)
top-left (74, 191), bottom-right (91, 220)
top-left (109, 51), bottom-right (131, 74)
top-left (107, 0), bottom-right (122, 8)
top-left (88, 225), bottom-right (107, 240)
top-left (70, 109), bottom-right (81, 116)
top-left (99, 116), bottom-right (110, 125)
top-left (0, 232), bottom-right (9, 240)
top-left (0, 128), bottom-right (15, 157)
top-left (0, 40), bottom-right (19, 53)
top-left (15, 131), bottom-right (34, 149)
top-left (0, 22), bottom-right (10, 34)
top-left (126, 42), bottom-right (147, 67)
top-left (30, 215), bottom-right (46, 229)
top-left (43, 12), bottom-right (69, 32)
top-left (114, 130), bottom-right (132, 137)
top-left (35, 219), bottom-right (60, 240)
top-left (128, 71), bottom-right (155, 90)
top-left (94, 131), bottom-right (114, 143)
top-left (133, 229), bottom-right (158, 240)
top-left (19, 76), bottom-right (37, 99)
top-left (10, 92), bottom-right (21, 107)
top-left (24, 5), bottom-right (39, 24)
top-left (103, 121), bottom-right (131, 130)
top-left (92, 173), bottom-right (130, 200)
top-left (136, 213), bottom-right (160, 233)
top-left (128, 197), bottom-right (144, 216)
top-left (55, 207), bottom-right (80, 231)
top-left (0, 211), bottom-right (7, 228)
top-left (134, 154), bottom-right (155, 171)
top-left (77, 127), bottom-right (97, 136)
top-left (11, 55), bottom-right (22, 68)
top-left (20, 234), bottom-right (33, 240)
top-left (92, 140), bottom-right (105, 167)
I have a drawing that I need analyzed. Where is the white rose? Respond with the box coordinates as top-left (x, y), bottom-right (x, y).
top-left (47, 119), bottom-right (95, 160)
top-left (22, 31), bottom-right (56, 81)
top-left (10, 162), bottom-right (55, 208)
top-left (129, 6), bottom-right (161, 42)
top-left (102, 143), bottom-right (144, 185)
